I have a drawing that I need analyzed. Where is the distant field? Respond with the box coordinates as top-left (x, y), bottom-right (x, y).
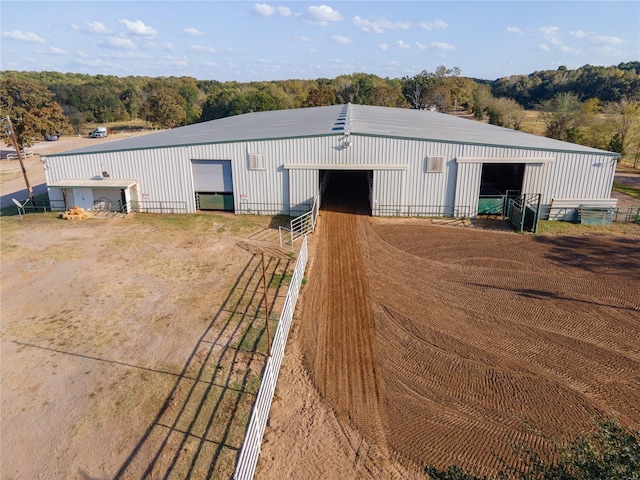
top-left (519, 110), bottom-right (546, 136)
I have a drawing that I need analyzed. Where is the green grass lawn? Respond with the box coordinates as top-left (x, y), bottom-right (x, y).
top-left (613, 181), bottom-right (640, 200)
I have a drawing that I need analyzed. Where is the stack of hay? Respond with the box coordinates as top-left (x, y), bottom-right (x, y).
top-left (59, 205), bottom-right (92, 220)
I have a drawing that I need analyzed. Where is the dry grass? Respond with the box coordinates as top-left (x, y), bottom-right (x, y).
top-left (0, 211), bottom-right (296, 479)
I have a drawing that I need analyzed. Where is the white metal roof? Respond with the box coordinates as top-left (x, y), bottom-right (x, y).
top-left (48, 179), bottom-right (138, 188)
top-left (46, 104), bottom-right (616, 157)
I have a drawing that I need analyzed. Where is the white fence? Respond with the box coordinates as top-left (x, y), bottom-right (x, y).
top-left (233, 236), bottom-right (309, 480)
top-left (279, 193), bottom-right (320, 249)
top-left (5, 149), bottom-right (34, 161)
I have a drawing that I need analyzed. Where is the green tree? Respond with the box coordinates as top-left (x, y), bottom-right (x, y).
top-left (351, 74), bottom-right (375, 105)
top-left (142, 87), bottom-right (187, 128)
top-left (604, 98), bottom-right (640, 161)
top-left (175, 77), bottom-right (203, 124)
top-left (368, 84), bottom-right (407, 107)
top-left (485, 97), bottom-right (525, 129)
top-left (0, 76), bottom-right (72, 148)
top-left (402, 70), bottom-right (435, 109)
top-left (471, 83), bottom-right (492, 120)
top-left (305, 84), bottom-right (337, 107)
top-left (537, 92), bottom-right (585, 142)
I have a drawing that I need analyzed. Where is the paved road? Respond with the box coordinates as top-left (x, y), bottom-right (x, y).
top-left (1, 182), bottom-right (48, 210)
top-left (615, 171), bottom-right (640, 187)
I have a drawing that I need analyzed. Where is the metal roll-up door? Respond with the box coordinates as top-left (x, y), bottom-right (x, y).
top-left (192, 160), bottom-right (233, 193)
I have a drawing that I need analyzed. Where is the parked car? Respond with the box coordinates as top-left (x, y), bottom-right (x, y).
top-left (45, 134), bottom-right (59, 141)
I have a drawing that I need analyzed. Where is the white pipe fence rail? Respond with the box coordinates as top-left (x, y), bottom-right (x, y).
top-left (4, 149), bottom-right (33, 161)
top-left (233, 236), bottom-right (309, 480)
top-left (279, 192), bottom-right (321, 250)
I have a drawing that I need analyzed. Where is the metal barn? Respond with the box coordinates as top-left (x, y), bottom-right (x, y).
top-left (43, 104), bottom-right (619, 221)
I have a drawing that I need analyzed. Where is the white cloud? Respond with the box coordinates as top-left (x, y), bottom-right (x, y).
top-left (48, 46), bottom-right (66, 55)
top-left (119, 19), bottom-right (157, 37)
top-left (571, 29), bottom-right (625, 46)
top-left (188, 45), bottom-right (234, 54)
top-left (87, 22), bottom-right (111, 34)
top-left (420, 20), bottom-right (447, 31)
top-left (102, 36), bottom-right (137, 50)
top-left (538, 26), bottom-right (582, 54)
top-left (202, 61), bottom-right (219, 67)
top-left (306, 5), bottom-right (343, 26)
top-left (254, 3), bottom-right (275, 16)
top-left (415, 42), bottom-right (428, 50)
top-left (189, 45), bottom-right (217, 53)
top-left (164, 42), bottom-right (175, 51)
top-left (539, 44), bottom-right (550, 52)
top-left (185, 27), bottom-right (204, 36)
top-left (431, 42), bottom-right (455, 51)
top-left (332, 35), bottom-right (353, 45)
top-left (278, 7), bottom-right (291, 16)
top-left (2, 30), bottom-right (44, 43)
top-left (353, 15), bottom-right (411, 33)
top-left (298, 35), bottom-right (311, 42)
top-left (539, 25), bottom-right (560, 41)
top-left (507, 26), bottom-right (524, 34)
top-left (379, 43), bottom-right (389, 51)
top-left (164, 55), bottom-right (188, 67)
top-left (396, 40), bottom-right (411, 49)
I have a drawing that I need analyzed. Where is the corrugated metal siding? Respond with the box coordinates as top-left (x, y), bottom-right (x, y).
top-left (47, 187), bottom-right (65, 210)
top-left (289, 168), bottom-right (317, 209)
top-left (547, 153), bottom-right (616, 200)
top-left (454, 162), bottom-right (482, 216)
top-left (45, 133), bottom-right (617, 219)
top-left (373, 169), bottom-right (406, 215)
top-left (522, 163), bottom-right (550, 197)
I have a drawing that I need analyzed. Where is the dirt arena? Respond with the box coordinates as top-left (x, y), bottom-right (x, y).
top-left (264, 195), bottom-right (640, 477)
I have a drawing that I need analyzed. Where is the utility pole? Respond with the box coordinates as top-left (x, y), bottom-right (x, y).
top-left (5, 115), bottom-right (33, 202)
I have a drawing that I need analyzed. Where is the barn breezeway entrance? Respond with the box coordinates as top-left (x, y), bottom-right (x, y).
top-left (320, 170), bottom-right (372, 215)
top-left (478, 163), bottom-right (525, 215)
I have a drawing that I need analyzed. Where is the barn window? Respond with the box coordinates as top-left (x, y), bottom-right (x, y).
top-left (425, 156), bottom-right (444, 173)
top-left (248, 153), bottom-right (265, 170)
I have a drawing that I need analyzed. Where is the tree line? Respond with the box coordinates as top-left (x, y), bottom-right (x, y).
top-left (1, 63), bottom-right (639, 165)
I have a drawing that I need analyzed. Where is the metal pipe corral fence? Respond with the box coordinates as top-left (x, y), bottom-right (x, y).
top-left (233, 236), bottom-right (308, 480)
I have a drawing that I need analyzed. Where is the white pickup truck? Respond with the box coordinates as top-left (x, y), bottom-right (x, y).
top-left (90, 127), bottom-right (108, 138)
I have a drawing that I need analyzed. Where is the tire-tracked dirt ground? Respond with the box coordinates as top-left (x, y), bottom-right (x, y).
top-left (266, 205), bottom-right (640, 478)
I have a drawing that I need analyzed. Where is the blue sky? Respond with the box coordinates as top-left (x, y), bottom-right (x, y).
top-left (1, 1), bottom-right (638, 82)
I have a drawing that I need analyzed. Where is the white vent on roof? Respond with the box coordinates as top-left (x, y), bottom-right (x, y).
top-left (425, 156), bottom-right (444, 173)
top-left (248, 153), bottom-right (265, 170)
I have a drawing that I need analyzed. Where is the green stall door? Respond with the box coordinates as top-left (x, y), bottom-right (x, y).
top-left (198, 193), bottom-right (234, 211)
top-left (478, 196), bottom-right (505, 215)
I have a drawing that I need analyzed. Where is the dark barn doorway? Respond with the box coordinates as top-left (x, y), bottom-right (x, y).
top-left (478, 163), bottom-right (526, 216)
top-left (320, 170), bottom-right (372, 215)
top-left (480, 163), bottom-right (525, 195)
